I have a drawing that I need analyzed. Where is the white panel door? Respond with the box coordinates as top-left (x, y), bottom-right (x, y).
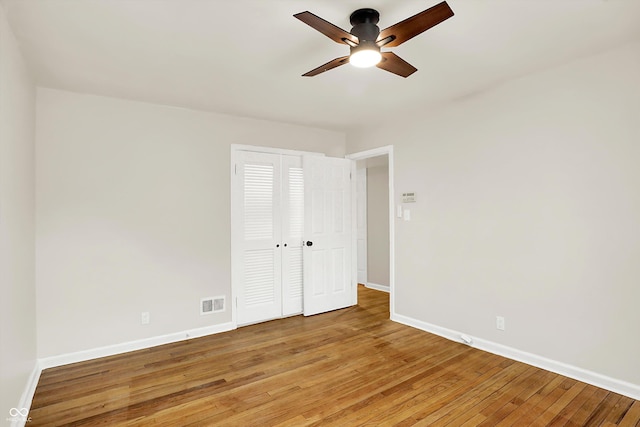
top-left (235, 151), bottom-right (282, 325)
top-left (303, 156), bottom-right (354, 316)
top-left (356, 167), bottom-right (367, 285)
top-left (281, 155), bottom-right (304, 316)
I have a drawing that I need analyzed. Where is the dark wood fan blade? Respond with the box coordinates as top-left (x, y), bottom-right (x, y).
top-left (376, 52), bottom-right (417, 78)
top-left (377, 1), bottom-right (454, 48)
top-left (302, 56), bottom-right (350, 77)
top-left (294, 11), bottom-right (358, 45)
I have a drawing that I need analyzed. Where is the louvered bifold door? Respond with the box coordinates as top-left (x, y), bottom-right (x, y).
top-left (236, 152), bottom-right (282, 325)
top-left (281, 155), bottom-right (304, 316)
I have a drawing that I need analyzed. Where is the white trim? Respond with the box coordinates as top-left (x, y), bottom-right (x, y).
top-left (350, 159), bottom-right (358, 306)
top-left (355, 167), bottom-right (368, 286)
top-left (392, 313), bottom-right (640, 401)
top-left (365, 282), bottom-right (390, 293)
top-left (39, 322), bottom-right (235, 370)
top-left (346, 146), bottom-right (395, 317)
top-left (10, 361), bottom-right (41, 427)
top-left (346, 146), bottom-right (393, 160)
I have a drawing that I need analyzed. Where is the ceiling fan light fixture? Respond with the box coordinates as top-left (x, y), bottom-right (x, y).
top-left (349, 43), bottom-right (382, 68)
top-left (295, 1), bottom-right (454, 77)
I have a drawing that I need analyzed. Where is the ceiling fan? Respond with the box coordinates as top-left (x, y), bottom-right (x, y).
top-left (294, 1), bottom-right (454, 78)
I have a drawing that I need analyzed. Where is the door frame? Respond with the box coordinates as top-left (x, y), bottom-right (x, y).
top-left (356, 167), bottom-right (367, 286)
top-left (230, 144), bottom-right (325, 327)
top-left (346, 145), bottom-right (395, 316)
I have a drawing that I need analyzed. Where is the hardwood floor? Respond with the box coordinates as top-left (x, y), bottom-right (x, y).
top-left (30, 286), bottom-right (639, 426)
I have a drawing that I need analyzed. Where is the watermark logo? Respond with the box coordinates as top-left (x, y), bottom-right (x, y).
top-left (6, 408), bottom-right (32, 423)
top-left (9, 409), bottom-right (27, 417)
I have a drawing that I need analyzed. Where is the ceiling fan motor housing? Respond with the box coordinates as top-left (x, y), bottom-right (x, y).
top-left (349, 8), bottom-right (381, 43)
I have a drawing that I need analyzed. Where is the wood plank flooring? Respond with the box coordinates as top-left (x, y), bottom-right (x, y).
top-left (30, 286), bottom-right (639, 426)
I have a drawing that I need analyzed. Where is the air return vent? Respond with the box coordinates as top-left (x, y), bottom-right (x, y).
top-left (201, 296), bottom-right (225, 315)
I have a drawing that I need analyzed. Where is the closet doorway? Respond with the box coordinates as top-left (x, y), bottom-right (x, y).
top-left (231, 146), bottom-right (356, 326)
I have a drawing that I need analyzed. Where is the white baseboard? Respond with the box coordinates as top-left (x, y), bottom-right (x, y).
top-left (39, 322), bottom-right (235, 370)
top-left (365, 282), bottom-right (390, 293)
top-left (391, 313), bottom-right (640, 401)
top-left (10, 361), bottom-right (41, 427)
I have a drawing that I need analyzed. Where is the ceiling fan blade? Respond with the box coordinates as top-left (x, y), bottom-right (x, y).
top-left (376, 52), bottom-right (417, 78)
top-left (377, 1), bottom-right (454, 48)
top-left (302, 56), bottom-right (350, 77)
top-left (294, 11), bottom-right (359, 45)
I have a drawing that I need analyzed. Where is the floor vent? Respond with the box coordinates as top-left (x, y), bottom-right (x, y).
top-left (201, 296), bottom-right (225, 315)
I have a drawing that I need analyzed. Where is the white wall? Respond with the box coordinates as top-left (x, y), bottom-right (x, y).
top-left (366, 162), bottom-right (389, 287)
top-left (0, 3), bottom-right (37, 414)
top-left (347, 40), bottom-right (640, 388)
top-left (35, 88), bottom-right (346, 358)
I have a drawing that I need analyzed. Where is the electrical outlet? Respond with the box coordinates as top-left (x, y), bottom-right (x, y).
top-left (141, 312), bottom-right (150, 325)
top-left (496, 316), bottom-right (505, 331)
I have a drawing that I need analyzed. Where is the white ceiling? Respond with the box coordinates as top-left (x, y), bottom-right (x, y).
top-left (4, 0), bottom-right (640, 132)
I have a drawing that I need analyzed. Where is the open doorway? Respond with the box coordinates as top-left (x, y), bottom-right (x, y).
top-left (356, 156), bottom-right (390, 292)
top-left (347, 146), bottom-right (394, 317)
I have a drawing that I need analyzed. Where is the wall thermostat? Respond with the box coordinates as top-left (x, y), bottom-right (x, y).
top-left (402, 192), bottom-right (416, 203)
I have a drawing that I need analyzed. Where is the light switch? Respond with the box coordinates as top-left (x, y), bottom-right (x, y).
top-left (403, 209), bottom-right (411, 221)
top-left (397, 205), bottom-right (402, 218)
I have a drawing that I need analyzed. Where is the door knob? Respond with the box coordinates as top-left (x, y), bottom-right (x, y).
top-left (306, 241), bottom-right (313, 247)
